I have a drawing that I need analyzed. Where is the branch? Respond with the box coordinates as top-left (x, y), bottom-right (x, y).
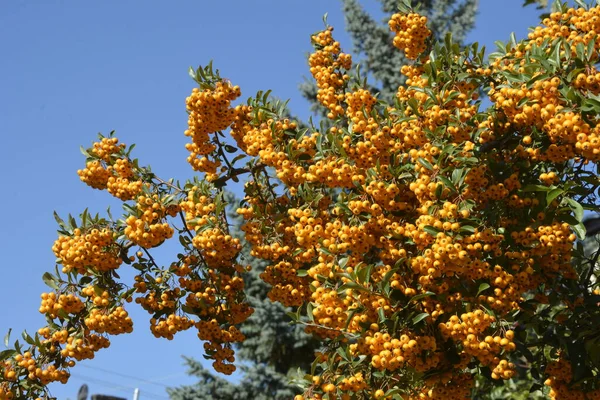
top-left (142, 247), bottom-right (161, 270)
top-left (152, 175), bottom-right (183, 193)
top-left (212, 167), bottom-right (251, 188)
top-left (214, 131), bottom-right (235, 171)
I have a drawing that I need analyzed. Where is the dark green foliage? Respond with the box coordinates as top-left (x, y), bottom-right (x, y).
top-left (167, 357), bottom-right (300, 400)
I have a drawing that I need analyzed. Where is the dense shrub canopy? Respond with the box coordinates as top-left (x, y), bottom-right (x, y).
top-left (2, 1), bottom-right (600, 399)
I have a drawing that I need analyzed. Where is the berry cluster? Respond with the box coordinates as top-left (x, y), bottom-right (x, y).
top-left (77, 136), bottom-right (143, 199)
top-left (184, 82), bottom-right (241, 178)
top-left (124, 194), bottom-right (174, 248)
top-left (52, 227), bottom-right (122, 274)
top-left (389, 12), bottom-right (431, 60)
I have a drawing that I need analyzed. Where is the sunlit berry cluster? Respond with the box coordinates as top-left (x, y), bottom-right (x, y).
top-left (84, 306), bottom-right (133, 335)
top-left (38, 292), bottom-right (85, 319)
top-left (77, 136), bottom-right (143, 199)
top-left (184, 82), bottom-right (241, 176)
top-left (308, 27), bottom-right (352, 119)
top-left (52, 227), bottom-right (122, 274)
top-left (389, 12), bottom-right (431, 59)
top-left (124, 194), bottom-right (174, 248)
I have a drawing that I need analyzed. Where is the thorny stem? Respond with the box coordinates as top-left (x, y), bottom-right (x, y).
top-left (298, 321), bottom-right (359, 340)
top-left (142, 247), bottom-right (161, 270)
top-left (178, 211), bottom-right (195, 241)
top-left (151, 174), bottom-right (183, 194)
top-left (215, 132), bottom-right (234, 171)
top-left (250, 168), bottom-right (270, 206)
top-left (259, 164), bottom-right (278, 200)
top-left (212, 167), bottom-right (252, 187)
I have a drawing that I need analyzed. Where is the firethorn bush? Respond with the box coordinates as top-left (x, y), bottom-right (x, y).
top-left (3, 0), bottom-right (600, 399)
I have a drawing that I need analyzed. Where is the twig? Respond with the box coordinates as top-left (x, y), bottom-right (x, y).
top-left (214, 131), bottom-right (234, 171)
top-left (142, 248), bottom-right (161, 270)
top-left (152, 175), bottom-right (183, 193)
top-left (212, 167), bottom-right (251, 187)
top-left (258, 164), bottom-right (278, 200)
top-left (178, 211), bottom-right (195, 241)
top-left (298, 321), bottom-right (359, 339)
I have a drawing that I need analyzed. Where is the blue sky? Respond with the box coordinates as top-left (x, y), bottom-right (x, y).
top-left (0, 1), bottom-right (546, 399)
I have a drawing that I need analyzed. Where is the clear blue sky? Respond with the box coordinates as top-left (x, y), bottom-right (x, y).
top-left (0, 1), bottom-right (547, 399)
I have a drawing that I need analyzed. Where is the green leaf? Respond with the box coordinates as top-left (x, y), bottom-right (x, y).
top-left (410, 291), bottom-right (436, 302)
top-left (338, 257), bottom-right (349, 270)
top-left (417, 158), bottom-right (434, 171)
top-left (336, 347), bottom-right (350, 362)
top-left (407, 98), bottom-right (421, 116)
top-left (339, 282), bottom-right (370, 293)
top-left (572, 222), bottom-right (586, 240)
top-left (576, 42), bottom-right (586, 61)
top-left (435, 183), bottom-right (443, 199)
top-left (4, 329), bottom-right (11, 347)
top-left (423, 225), bottom-right (440, 237)
top-left (0, 349), bottom-right (16, 362)
top-left (551, 0), bottom-right (562, 13)
top-left (378, 307), bottom-right (387, 323)
top-left (546, 188), bottom-right (563, 205)
top-left (307, 302), bottom-right (314, 322)
top-left (22, 331), bottom-right (35, 346)
top-left (565, 197), bottom-right (584, 222)
top-left (42, 272), bottom-right (59, 290)
top-left (297, 270), bottom-right (308, 277)
top-left (580, 98), bottom-right (600, 113)
top-left (181, 305), bottom-right (195, 314)
top-left (412, 312), bottom-right (430, 325)
top-left (53, 211), bottom-right (67, 230)
top-left (437, 175), bottom-right (458, 194)
top-left (460, 225), bottom-right (476, 234)
top-left (286, 311), bottom-right (299, 322)
top-left (559, 213), bottom-right (580, 226)
top-left (587, 33), bottom-right (596, 61)
top-left (522, 184), bottom-right (551, 192)
top-left (356, 264), bottom-right (373, 285)
top-left (231, 154), bottom-right (246, 165)
top-left (79, 146), bottom-right (91, 158)
top-left (477, 283), bottom-right (491, 296)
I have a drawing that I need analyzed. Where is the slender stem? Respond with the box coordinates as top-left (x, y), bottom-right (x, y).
top-left (178, 211), bottom-right (210, 268)
top-left (214, 131), bottom-right (234, 171)
top-left (142, 247), bottom-right (161, 270)
top-left (178, 211), bottom-right (195, 241)
top-left (151, 174), bottom-right (183, 193)
top-left (298, 321), bottom-right (359, 339)
top-left (212, 167), bottom-right (251, 187)
top-left (259, 165), bottom-right (278, 200)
